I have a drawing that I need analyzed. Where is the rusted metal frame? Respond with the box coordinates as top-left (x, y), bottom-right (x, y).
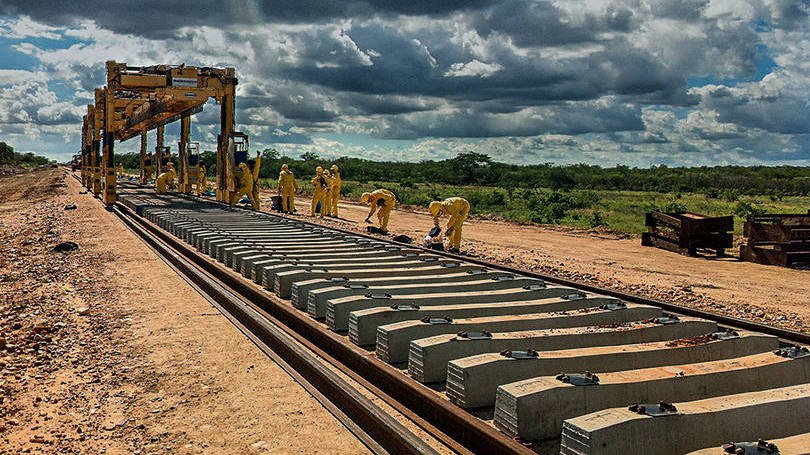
top-left (117, 200), bottom-right (528, 455)
top-left (112, 203), bottom-right (438, 455)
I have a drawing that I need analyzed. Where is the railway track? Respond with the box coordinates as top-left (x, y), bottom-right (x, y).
top-left (98, 180), bottom-right (809, 454)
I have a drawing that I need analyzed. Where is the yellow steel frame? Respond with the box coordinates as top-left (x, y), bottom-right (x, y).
top-left (82, 60), bottom-right (242, 204)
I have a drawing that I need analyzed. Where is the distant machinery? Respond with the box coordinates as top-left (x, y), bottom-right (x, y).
top-left (80, 60), bottom-right (250, 204)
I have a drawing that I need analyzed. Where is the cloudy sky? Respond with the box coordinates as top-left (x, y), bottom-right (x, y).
top-left (0, 0), bottom-right (809, 167)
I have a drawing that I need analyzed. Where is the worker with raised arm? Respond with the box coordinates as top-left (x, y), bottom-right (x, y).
top-left (361, 189), bottom-right (397, 233)
top-left (278, 163), bottom-right (298, 213)
top-left (310, 166), bottom-right (329, 218)
top-left (429, 197), bottom-right (471, 253)
top-left (328, 164), bottom-right (341, 217)
top-left (196, 164), bottom-right (207, 195)
top-left (155, 162), bottom-right (176, 194)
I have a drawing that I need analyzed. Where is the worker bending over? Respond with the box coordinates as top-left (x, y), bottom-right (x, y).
top-left (155, 163), bottom-right (176, 194)
top-left (361, 189), bottom-right (397, 233)
top-left (310, 166), bottom-right (329, 218)
top-left (328, 164), bottom-right (341, 217)
top-left (278, 163), bottom-right (298, 213)
top-left (230, 154), bottom-right (261, 210)
top-left (429, 197), bottom-right (470, 253)
top-left (196, 164), bottom-right (208, 195)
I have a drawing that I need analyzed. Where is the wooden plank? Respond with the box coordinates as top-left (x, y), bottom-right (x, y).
top-left (681, 215), bottom-right (733, 236)
top-left (740, 245), bottom-right (788, 266)
top-left (648, 211), bottom-right (684, 230)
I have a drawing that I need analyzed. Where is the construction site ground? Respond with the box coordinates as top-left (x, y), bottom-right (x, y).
top-left (0, 167), bottom-right (367, 454)
top-left (1, 168), bottom-right (808, 453)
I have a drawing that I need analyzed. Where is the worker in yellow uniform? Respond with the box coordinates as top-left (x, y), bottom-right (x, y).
top-left (250, 153), bottom-right (262, 207)
top-left (116, 162), bottom-right (125, 178)
top-left (196, 164), bottom-right (207, 195)
top-left (278, 163), bottom-right (298, 213)
top-left (230, 157), bottom-right (260, 210)
top-left (429, 197), bottom-right (470, 252)
top-left (155, 162), bottom-right (176, 194)
top-left (328, 164), bottom-right (341, 217)
top-left (361, 189), bottom-right (397, 233)
top-left (310, 166), bottom-right (329, 218)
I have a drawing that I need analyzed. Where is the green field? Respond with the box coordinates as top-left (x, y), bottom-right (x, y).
top-left (257, 178), bottom-right (810, 236)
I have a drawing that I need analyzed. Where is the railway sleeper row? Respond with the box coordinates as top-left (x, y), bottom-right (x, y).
top-left (118, 187), bottom-right (810, 454)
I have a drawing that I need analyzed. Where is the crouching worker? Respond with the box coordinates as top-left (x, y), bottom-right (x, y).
top-left (230, 160), bottom-right (260, 210)
top-left (429, 197), bottom-right (470, 253)
top-left (361, 189), bottom-right (396, 233)
top-left (155, 163), bottom-right (176, 194)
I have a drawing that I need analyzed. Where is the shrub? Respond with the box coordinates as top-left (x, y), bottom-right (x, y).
top-left (590, 211), bottom-right (608, 227)
top-left (704, 188), bottom-right (721, 199)
top-left (733, 200), bottom-right (765, 218)
top-left (721, 188), bottom-right (741, 202)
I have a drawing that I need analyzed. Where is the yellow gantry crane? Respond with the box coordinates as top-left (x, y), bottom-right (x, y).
top-left (81, 60), bottom-right (249, 204)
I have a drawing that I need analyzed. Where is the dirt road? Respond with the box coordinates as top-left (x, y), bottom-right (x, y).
top-left (260, 192), bottom-right (810, 333)
top-left (1, 169), bottom-right (367, 454)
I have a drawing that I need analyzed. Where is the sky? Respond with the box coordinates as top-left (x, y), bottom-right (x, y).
top-left (0, 0), bottom-right (809, 167)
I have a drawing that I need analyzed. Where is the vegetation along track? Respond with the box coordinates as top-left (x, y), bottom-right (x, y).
top-left (90, 178), bottom-right (810, 454)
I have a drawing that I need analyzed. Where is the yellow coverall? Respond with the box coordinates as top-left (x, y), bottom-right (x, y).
top-left (155, 163), bottom-right (176, 194)
top-left (430, 197), bottom-right (470, 251)
top-left (278, 164), bottom-right (298, 213)
top-left (230, 162), bottom-right (259, 209)
top-left (251, 155), bottom-right (262, 207)
top-left (310, 166), bottom-right (329, 217)
top-left (116, 163), bottom-right (125, 178)
top-left (363, 189), bottom-right (397, 232)
top-left (328, 165), bottom-right (341, 217)
top-left (196, 165), bottom-right (208, 195)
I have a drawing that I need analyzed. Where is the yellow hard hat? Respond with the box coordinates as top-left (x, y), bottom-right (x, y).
top-left (331, 164), bottom-right (339, 172)
top-left (429, 201), bottom-right (443, 217)
top-left (360, 192), bottom-right (372, 204)
top-left (323, 170), bottom-right (331, 177)
top-left (281, 163), bottom-right (289, 171)
top-left (316, 166), bottom-right (323, 173)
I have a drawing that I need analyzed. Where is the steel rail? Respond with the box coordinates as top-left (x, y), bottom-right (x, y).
top-left (111, 204), bottom-right (441, 455)
top-left (114, 201), bottom-right (531, 455)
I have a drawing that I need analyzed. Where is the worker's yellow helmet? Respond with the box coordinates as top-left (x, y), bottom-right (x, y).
top-left (360, 192), bottom-right (372, 204)
top-left (331, 164), bottom-right (339, 173)
top-left (316, 166), bottom-right (323, 173)
top-left (281, 164), bottom-right (289, 171)
top-left (429, 201), bottom-right (443, 217)
top-left (323, 170), bottom-right (331, 177)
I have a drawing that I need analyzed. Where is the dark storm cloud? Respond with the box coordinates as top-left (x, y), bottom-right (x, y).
top-left (0, 0), bottom-right (495, 38)
top-left (473, 0), bottom-right (636, 47)
top-left (702, 84), bottom-right (810, 134)
top-left (374, 100), bottom-right (644, 139)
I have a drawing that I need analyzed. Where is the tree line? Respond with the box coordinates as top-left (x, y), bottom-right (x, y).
top-left (0, 142), bottom-right (53, 167)
top-left (113, 150), bottom-right (810, 196)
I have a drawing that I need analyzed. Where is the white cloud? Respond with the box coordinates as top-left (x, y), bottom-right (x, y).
top-left (444, 59), bottom-right (502, 78)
